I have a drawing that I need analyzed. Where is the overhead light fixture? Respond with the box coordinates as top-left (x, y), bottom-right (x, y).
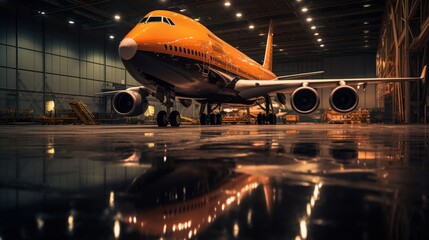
top-left (364, 35), bottom-right (369, 38)
top-left (249, 25), bottom-right (255, 29)
top-left (311, 26), bottom-right (316, 30)
top-left (68, 20), bottom-right (75, 24)
top-left (301, 7), bottom-right (308, 13)
top-left (236, 12), bottom-right (242, 18)
top-left (194, 18), bottom-right (200, 22)
top-left (306, 17), bottom-right (312, 22)
top-left (363, 30), bottom-right (369, 33)
top-left (38, 11), bottom-right (46, 15)
top-left (180, 9), bottom-right (186, 12)
top-left (224, 1), bottom-right (231, 7)
top-left (363, 4), bottom-right (371, 8)
top-left (314, 33), bottom-right (319, 36)
top-left (109, 35), bottom-right (115, 39)
top-left (114, 15), bottom-right (121, 20)
top-left (364, 45), bottom-right (370, 48)
top-left (365, 40), bottom-right (369, 43)
top-left (320, 44), bottom-right (325, 47)
top-left (279, 49), bottom-right (284, 52)
top-left (296, 0), bottom-right (302, 2)
top-left (364, 21), bottom-right (369, 25)
top-left (317, 38), bottom-right (322, 42)
top-left (259, 33), bottom-right (265, 36)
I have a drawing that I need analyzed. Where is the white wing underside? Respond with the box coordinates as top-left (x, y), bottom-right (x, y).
top-left (235, 66), bottom-right (427, 99)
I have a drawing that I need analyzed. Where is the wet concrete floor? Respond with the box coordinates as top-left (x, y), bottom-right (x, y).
top-left (0, 124), bottom-right (428, 239)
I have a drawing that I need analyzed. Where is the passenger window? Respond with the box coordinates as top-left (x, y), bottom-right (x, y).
top-left (179, 47), bottom-right (182, 52)
top-left (174, 46), bottom-right (178, 51)
top-left (164, 44), bottom-right (167, 50)
top-left (187, 49), bottom-right (190, 54)
top-left (191, 50), bottom-right (194, 55)
top-left (169, 45), bottom-right (172, 51)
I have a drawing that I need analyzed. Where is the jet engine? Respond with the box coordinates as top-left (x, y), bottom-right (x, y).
top-left (113, 90), bottom-right (148, 116)
top-left (329, 85), bottom-right (359, 113)
top-left (290, 86), bottom-right (320, 114)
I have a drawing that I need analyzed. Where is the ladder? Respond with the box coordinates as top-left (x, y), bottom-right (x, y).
top-left (69, 101), bottom-right (97, 125)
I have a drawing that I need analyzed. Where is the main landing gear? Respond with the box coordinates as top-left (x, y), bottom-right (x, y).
top-left (199, 103), bottom-right (222, 125)
top-left (156, 89), bottom-right (181, 127)
top-left (256, 96), bottom-right (277, 125)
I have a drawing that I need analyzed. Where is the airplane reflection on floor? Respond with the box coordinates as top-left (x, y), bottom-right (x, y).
top-left (0, 125), bottom-right (428, 239)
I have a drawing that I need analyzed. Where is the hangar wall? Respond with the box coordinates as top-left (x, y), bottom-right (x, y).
top-left (0, 8), bottom-right (140, 118)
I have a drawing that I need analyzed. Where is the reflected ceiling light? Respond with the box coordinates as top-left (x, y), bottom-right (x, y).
top-left (363, 4), bottom-right (371, 8)
top-left (249, 25), bottom-right (254, 29)
top-left (68, 20), bottom-right (75, 24)
top-left (301, 7), bottom-right (308, 13)
top-left (180, 9), bottom-right (186, 12)
top-left (314, 32), bottom-right (319, 36)
top-left (109, 35), bottom-right (115, 39)
top-left (114, 15), bottom-right (121, 20)
top-left (320, 44), bottom-right (325, 47)
top-left (311, 25), bottom-right (316, 30)
top-left (317, 38), bottom-right (322, 42)
top-left (236, 12), bottom-right (242, 18)
top-left (224, 1), bottom-right (231, 7)
top-left (306, 17), bottom-right (312, 22)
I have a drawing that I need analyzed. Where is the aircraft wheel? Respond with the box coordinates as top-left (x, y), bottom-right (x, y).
top-left (200, 114), bottom-right (208, 125)
top-left (170, 111), bottom-right (181, 127)
top-left (268, 113), bottom-right (276, 125)
top-left (157, 111), bottom-right (168, 127)
top-left (257, 114), bottom-right (263, 125)
top-left (216, 114), bottom-right (222, 125)
top-left (209, 114), bottom-right (216, 125)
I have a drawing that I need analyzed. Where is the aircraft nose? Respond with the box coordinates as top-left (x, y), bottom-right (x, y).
top-left (118, 38), bottom-right (137, 60)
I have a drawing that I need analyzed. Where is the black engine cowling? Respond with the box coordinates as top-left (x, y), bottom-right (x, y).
top-left (112, 90), bottom-right (148, 116)
top-left (329, 85), bottom-right (359, 113)
top-left (291, 86), bottom-right (320, 114)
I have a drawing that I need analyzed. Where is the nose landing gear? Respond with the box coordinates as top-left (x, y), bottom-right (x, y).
top-left (156, 89), bottom-right (181, 127)
top-left (256, 96), bottom-right (277, 125)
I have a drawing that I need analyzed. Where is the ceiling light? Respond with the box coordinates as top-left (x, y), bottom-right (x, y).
top-left (364, 45), bottom-right (370, 48)
top-left (317, 38), bottom-right (322, 42)
top-left (311, 26), bottom-right (316, 30)
top-left (114, 15), bottom-right (121, 20)
top-left (365, 40), bottom-right (368, 43)
top-left (68, 20), bottom-right (75, 24)
top-left (236, 12), bottom-right (242, 18)
top-left (301, 7), bottom-right (308, 13)
top-left (363, 30), bottom-right (369, 33)
top-left (109, 35), bottom-right (115, 39)
top-left (194, 18), bottom-right (200, 22)
top-left (224, 2), bottom-right (231, 7)
top-left (320, 44), bottom-right (325, 47)
top-left (314, 33), bottom-right (319, 36)
top-left (259, 33), bottom-right (265, 36)
top-left (249, 25), bottom-right (255, 29)
top-left (180, 9), bottom-right (186, 12)
top-left (364, 21), bottom-right (369, 25)
top-left (296, 0), bottom-right (302, 2)
top-left (363, 4), bottom-right (371, 8)
top-left (279, 49), bottom-right (284, 52)
top-left (306, 17), bottom-right (312, 22)
top-left (364, 35), bottom-right (369, 38)
top-left (38, 11), bottom-right (46, 15)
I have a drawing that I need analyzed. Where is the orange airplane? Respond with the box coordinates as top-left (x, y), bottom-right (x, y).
top-left (113, 10), bottom-right (426, 127)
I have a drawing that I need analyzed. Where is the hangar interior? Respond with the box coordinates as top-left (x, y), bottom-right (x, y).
top-left (1, 0), bottom-right (428, 124)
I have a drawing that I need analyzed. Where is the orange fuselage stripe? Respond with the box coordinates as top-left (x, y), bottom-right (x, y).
top-left (124, 10), bottom-right (277, 81)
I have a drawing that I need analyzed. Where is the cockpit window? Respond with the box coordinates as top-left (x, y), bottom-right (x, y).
top-left (139, 16), bottom-right (175, 26)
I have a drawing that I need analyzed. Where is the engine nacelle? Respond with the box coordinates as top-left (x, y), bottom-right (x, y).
top-left (112, 90), bottom-right (148, 116)
top-left (291, 86), bottom-right (320, 114)
top-left (329, 85), bottom-right (359, 113)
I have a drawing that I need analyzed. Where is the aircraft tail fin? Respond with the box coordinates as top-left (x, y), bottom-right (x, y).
top-left (263, 20), bottom-right (274, 71)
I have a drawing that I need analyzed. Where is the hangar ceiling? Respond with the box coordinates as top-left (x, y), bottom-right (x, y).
top-left (9, 0), bottom-right (384, 63)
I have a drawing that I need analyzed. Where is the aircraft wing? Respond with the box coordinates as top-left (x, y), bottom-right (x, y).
top-left (235, 66), bottom-right (427, 99)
